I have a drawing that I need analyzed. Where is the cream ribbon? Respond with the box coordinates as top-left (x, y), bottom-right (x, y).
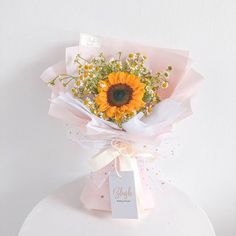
top-left (89, 139), bottom-right (155, 216)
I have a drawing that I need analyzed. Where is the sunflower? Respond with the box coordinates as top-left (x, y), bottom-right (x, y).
top-left (95, 72), bottom-right (145, 123)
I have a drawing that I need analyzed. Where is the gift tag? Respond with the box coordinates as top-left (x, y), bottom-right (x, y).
top-left (109, 171), bottom-right (138, 219)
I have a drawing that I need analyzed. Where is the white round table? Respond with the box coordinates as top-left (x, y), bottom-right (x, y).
top-left (18, 176), bottom-right (215, 236)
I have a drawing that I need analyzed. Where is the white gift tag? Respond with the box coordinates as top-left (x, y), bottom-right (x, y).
top-left (109, 171), bottom-right (138, 219)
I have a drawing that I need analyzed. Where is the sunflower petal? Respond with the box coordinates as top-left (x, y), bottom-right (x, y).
top-left (106, 106), bottom-right (116, 118)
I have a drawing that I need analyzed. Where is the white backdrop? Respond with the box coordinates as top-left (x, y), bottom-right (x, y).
top-left (0, 0), bottom-right (236, 235)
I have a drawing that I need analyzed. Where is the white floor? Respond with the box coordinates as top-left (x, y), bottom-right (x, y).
top-left (0, 0), bottom-right (236, 235)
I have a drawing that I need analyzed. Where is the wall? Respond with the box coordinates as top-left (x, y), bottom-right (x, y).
top-left (0, 0), bottom-right (235, 235)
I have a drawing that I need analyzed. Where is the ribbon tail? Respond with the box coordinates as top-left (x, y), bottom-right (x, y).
top-left (89, 148), bottom-right (120, 172)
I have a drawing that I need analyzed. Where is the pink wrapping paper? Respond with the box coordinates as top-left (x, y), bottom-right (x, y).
top-left (80, 159), bottom-right (155, 211)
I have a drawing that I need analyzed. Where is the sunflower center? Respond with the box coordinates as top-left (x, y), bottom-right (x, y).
top-left (107, 83), bottom-right (133, 107)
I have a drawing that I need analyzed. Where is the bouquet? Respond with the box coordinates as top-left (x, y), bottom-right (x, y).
top-left (41, 33), bottom-right (202, 218)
